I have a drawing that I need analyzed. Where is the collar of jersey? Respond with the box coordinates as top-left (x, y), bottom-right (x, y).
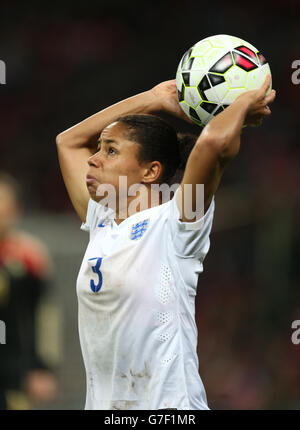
top-left (96, 200), bottom-right (171, 230)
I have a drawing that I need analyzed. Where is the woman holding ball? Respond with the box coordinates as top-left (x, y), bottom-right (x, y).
top-left (56, 75), bottom-right (275, 410)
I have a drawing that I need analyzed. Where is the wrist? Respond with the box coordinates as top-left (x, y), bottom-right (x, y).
top-left (235, 92), bottom-right (253, 114)
top-left (143, 89), bottom-right (164, 113)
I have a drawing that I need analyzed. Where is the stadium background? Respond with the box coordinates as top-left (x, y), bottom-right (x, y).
top-left (0, 0), bottom-right (299, 409)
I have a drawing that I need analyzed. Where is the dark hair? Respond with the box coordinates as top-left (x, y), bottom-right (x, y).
top-left (116, 114), bottom-right (197, 184)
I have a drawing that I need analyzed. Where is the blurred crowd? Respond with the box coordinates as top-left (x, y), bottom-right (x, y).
top-left (0, 0), bottom-right (299, 409)
top-left (0, 173), bottom-right (58, 409)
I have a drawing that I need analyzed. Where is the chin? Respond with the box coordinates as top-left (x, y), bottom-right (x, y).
top-left (86, 186), bottom-right (97, 201)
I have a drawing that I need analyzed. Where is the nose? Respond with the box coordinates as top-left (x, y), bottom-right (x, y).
top-left (88, 151), bottom-right (102, 167)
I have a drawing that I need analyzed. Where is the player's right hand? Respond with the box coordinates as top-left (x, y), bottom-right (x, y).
top-left (238, 75), bottom-right (276, 127)
top-left (150, 80), bottom-right (194, 124)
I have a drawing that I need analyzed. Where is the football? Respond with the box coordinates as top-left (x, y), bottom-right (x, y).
top-left (176, 34), bottom-right (272, 126)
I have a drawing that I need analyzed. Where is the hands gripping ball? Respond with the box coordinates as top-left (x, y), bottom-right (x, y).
top-left (176, 34), bottom-right (272, 126)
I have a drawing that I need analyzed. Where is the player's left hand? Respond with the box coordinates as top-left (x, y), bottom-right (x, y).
top-left (240, 75), bottom-right (276, 127)
top-left (150, 80), bottom-right (194, 124)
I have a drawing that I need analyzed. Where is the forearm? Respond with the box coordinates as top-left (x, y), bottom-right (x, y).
top-left (56, 90), bottom-right (158, 148)
top-left (199, 97), bottom-right (250, 160)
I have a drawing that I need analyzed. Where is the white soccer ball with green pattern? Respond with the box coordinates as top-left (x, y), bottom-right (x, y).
top-left (176, 34), bottom-right (272, 126)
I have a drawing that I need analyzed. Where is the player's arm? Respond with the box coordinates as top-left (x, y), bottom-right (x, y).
top-left (151, 77), bottom-right (276, 222)
top-left (56, 92), bottom-right (162, 222)
top-left (179, 76), bottom-right (275, 220)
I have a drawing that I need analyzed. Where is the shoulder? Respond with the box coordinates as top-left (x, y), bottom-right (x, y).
top-left (170, 187), bottom-right (215, 230)
top-left (81, 199), bottom-right (115, 233)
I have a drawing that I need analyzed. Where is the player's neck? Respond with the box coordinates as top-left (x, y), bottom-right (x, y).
top-left (114, 188), bottom-right (162, 225)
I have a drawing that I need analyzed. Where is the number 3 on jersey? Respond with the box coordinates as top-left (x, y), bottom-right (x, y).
top-left (88, 257), bottom-right (103, 293)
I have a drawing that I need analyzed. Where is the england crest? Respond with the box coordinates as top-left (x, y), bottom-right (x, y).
top-left (130, 219), bottom-right (149, 241)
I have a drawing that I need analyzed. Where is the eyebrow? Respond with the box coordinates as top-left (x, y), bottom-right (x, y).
top-left (98, 138), bottom-right (120, 145)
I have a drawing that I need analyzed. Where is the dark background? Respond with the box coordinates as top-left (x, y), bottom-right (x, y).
top-left (0, 0), bottom-right (299, 409)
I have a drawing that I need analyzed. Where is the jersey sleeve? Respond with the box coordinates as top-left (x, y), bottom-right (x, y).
top-left (168, 190), bottom-right (215, 261)
top-left (80, 198), bottom-right (101, 234)
top-left (80, 199), bottom-right (115, 236)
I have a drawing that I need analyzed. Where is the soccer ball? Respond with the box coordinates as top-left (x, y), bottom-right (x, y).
top-left (176, 34), bottom-right (272, 127)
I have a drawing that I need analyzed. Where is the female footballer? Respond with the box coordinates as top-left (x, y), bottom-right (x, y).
top-left (56, 76), bottom-right (275, 410)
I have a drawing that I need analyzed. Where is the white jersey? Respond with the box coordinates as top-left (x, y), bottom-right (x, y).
top-left (77, 191), bottom-right (215, 410)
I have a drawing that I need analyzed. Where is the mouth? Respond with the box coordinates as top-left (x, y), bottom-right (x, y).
top-left (86, 175), bottom-right (97, 184)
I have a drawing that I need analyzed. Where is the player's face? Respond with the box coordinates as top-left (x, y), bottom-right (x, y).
top-left (86, 121), bottom-right (151, 204)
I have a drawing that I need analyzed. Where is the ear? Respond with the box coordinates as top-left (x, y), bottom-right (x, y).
top-left (141, 161), bottom-right (162, 184)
